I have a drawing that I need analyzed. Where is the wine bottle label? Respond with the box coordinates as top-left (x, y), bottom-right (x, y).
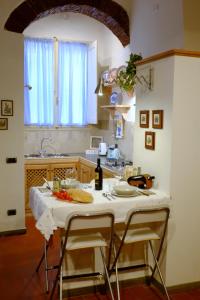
top-left (53, 180), bottom-right (60, 192)
top-left (95, 172), bottom-right (99, 180)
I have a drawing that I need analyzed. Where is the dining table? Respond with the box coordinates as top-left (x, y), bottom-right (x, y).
top-left (30, 178), bottom-right (171, 293)
top-left (30, 178), bottom-right (171, 241)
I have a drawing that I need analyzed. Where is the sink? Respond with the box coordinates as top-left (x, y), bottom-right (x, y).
top-left (45, 153), bottom-right (70, 157)
top-left (59, 153), bottom-right (70, 157)
top-left (24, 153), bottom-right (70, 158)
top-left (24, 154), bottom-right (41, 158)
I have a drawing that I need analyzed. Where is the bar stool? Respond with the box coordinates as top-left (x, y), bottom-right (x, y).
top-left (110, 206), bottom-right (170, 300)
top-left (50, 209), bottom-right (116, 300)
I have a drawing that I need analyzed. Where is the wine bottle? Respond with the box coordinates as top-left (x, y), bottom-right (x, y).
top-left (95, 158), bottom-right (103, 190)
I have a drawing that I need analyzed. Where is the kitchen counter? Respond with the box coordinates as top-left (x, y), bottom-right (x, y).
top-left (24, 152), bottom-right (128, 175)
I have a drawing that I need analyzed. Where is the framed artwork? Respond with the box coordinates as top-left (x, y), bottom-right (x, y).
top-left (90, 136), bottom-right (103, 149)
top-left (145, 131), bottom-right (155, 150)
top-left (140, 110), bottom-right (149, 128)
top-left (1, 100), bottom-right (13, 116)
top-left (0, 118), bottom-right (8, 130)
top-left (152, 110), bottom-right (163, 129)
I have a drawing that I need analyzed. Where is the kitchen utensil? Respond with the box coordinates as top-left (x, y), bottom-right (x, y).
top-left (43, 177), bottom-right (52, 190)
top-left (102, 192), bottom-right (112, 201)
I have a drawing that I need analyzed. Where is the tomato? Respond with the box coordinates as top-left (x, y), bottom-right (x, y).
top-left (53, 190), bottom-right (73, 201)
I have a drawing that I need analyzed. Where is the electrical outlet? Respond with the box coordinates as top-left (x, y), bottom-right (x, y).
top-left (6, 157), bottom-right (17, 164)
top-left (7, 209), bottom-right (16, 216)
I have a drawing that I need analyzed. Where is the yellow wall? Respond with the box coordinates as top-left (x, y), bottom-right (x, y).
top-left (183, 0), bottom-right (200, 50)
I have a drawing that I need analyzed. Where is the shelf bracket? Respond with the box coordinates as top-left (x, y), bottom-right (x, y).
top-left (135, 67), bottom-right (153, 91)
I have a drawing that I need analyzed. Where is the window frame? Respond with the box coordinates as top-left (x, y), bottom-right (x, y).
top-left (24, 37), bottom-right (97, 128)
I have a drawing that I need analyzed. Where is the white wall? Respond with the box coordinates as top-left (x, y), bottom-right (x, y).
top-left (134, 53), bottom-right (200, 287)
top-left (0, 1), bottom-right (25, 232)
top-left (24, 12), bottom-right (106, 63)
top-left (166, 55), bottom-right (200, 286)
top-left (130, 0), bottom-right (184, 57)
top-left (134, 58), bottom-right (173, 193)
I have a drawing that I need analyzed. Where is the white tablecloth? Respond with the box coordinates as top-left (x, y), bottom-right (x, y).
top-left (30, 179), bottom-right (170, 240)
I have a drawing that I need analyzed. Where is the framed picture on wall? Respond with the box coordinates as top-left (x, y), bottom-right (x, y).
top-left (152, 110), bottom-right (163, 129)
top-left (139, 110), bottom-right (149, 128)
top-left (0, 118), bottom-right (8, 130)
top-left (1, 100), bottom-right (13, 116)
top-left (145, 131), bottom-right (155, 150)
top-left (90, 136), bottom-right (103, 149)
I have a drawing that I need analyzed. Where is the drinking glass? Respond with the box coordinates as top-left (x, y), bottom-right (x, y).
top-left (116, 163), bottom-right (125, 183)
top-left (65, 167), bottom-right (77, 181)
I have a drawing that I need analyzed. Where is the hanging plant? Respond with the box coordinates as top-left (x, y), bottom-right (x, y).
top-left (116, 53), bottom-right (143, 94)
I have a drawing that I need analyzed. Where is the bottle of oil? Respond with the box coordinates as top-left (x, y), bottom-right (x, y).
top-left (53, 177), bottom-right (61, 192)
top-left (95, 158), bottom-right (103, 190)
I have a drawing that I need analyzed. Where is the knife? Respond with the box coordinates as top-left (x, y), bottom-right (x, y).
top-left (43, 177), bottom-right (52, 191)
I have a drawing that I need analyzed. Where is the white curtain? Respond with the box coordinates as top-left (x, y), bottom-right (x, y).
top-left (24, 38), bottom-right (54, 125)
top-left (57, 41), bottom-right (88, 126)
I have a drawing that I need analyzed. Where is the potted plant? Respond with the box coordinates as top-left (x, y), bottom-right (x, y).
top-left (116, 53), bottom-right (142, 96)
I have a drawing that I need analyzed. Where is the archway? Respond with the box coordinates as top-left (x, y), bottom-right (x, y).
top-left (4, 0), bottom-right (130, 47)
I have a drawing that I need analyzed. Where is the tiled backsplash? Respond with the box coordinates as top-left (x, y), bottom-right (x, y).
top-left (24, 121), bottom-right (134, 160)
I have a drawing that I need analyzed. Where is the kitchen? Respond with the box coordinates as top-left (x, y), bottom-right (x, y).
top-left (1, 0), bottom-right (200, 298)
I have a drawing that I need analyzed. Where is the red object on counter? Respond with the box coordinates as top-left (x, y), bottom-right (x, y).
top-left (53, 190), bottom-right (73, 201)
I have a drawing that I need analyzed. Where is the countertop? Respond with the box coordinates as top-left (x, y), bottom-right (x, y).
top-left (24, 152), bottom-right (128, 174)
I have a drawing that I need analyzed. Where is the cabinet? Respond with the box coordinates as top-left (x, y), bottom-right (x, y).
top-left (79, 163), bottom-right (94, 183)
top-left (79, 159), bottom-right (114, 183)
top-left (25, 160), bottom-right (78, 214)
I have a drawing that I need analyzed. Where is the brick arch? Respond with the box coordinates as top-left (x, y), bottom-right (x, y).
top-left (4, 0), bottom-right (130, 47)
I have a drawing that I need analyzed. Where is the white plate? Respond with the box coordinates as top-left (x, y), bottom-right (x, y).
top-left (113, 184), bottom-right (137, 196)
top-left (111, 191), bottom-right (140, 198)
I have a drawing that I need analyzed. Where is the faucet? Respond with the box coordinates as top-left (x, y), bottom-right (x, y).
top-left (40, 137), bottom-right (50, 157)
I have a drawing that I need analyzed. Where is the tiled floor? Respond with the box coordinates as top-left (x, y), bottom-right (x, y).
top-left (0, 217), bottom-right (200, 300)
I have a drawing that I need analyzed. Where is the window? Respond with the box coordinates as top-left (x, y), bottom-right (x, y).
top-left (24, 38), bottom-right (97, 126)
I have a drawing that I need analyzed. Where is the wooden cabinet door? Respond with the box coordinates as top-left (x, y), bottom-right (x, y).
top-left (80, 164), bottom-right (92, 183)
top-left (25, 164), bottom-right (50, 214)
top-left (79, 162), bottom-right (114, 183)
top-left (103, 168), bottom-right (114, 178)
top-left (49, 162), bottom-right (78, 180)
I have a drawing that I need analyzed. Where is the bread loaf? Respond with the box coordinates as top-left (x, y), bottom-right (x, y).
top-left (67, 189), bottom-right (93, 203)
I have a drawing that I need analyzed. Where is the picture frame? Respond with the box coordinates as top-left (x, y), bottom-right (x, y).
top-left (152, 110), bottom-right (163, 129)
top-left (145, 131), bottom-right (155, 150)
top-left (1, 100), bottom-right (13, 116)
top-left (90, 136), bottom-right (103, 149)
top-left (0, 118), bottom-right (8, 130)
top-left (139, 110), bottom-right (149, 128)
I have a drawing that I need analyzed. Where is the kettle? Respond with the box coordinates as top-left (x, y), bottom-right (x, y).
top-left (98, 142), bottom-right (107, 156)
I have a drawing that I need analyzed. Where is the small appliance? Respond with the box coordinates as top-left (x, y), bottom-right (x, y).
top-left (107, 144), bottom-right (120, 160)
top-left (98, 142), bottom-right (107, 156)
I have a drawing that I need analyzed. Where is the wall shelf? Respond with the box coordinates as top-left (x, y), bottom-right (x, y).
top-left (100, 105), bottom-right (131, 120)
